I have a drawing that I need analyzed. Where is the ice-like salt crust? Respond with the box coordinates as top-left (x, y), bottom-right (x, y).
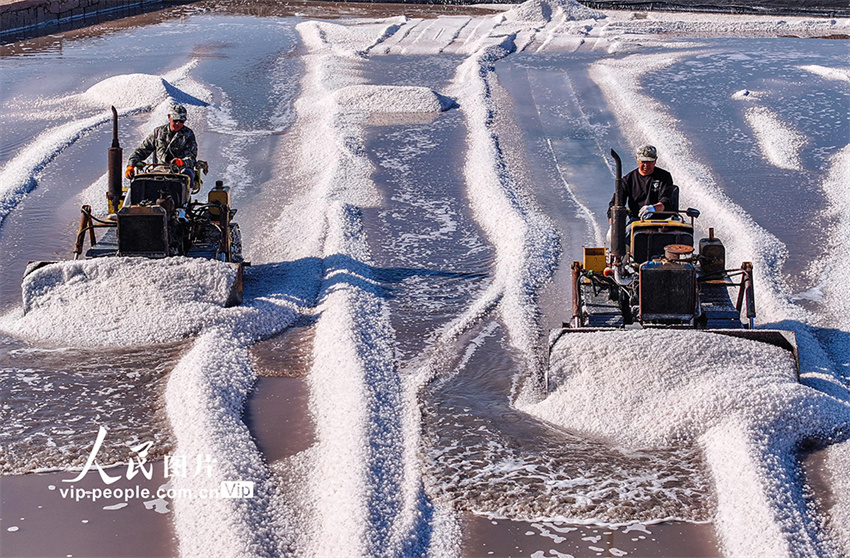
top-left (745, 106), bottom-right (807, 171)
top-left (528, 329), bottom-right (850, 556)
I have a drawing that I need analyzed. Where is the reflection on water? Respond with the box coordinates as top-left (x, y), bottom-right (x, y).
top-left (250, 323), bottom-right (315, 379)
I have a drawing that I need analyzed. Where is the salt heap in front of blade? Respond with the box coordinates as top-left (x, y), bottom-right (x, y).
top-left (530, 328), bottom-right (805, 448)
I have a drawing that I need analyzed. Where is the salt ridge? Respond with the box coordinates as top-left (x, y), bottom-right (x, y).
top-left (448, 33), bottom-right (560, 385)
top-left (745, 106), bottom-right (807, 171)
top-left (280, 18), bottom-right (448, 557)
top-left (166, 331), bottom-right (294, 557)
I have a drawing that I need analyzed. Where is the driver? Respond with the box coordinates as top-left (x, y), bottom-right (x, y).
top-left (125, 104), bottom-right (198, 182)
top-left (607, 145), bottom-right (674, 222)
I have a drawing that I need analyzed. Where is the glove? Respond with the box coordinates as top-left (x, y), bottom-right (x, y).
top-left (639, 205), bottom-right (656, 220)
top-left (125, 165), bottom-right (135, 179)
top-left (172, 158), bottom-right (184, 167)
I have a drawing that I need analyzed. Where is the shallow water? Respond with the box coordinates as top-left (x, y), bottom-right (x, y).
top-left (421, 327), bottom-right (713, 523)
top-left (0, 334), bottom-right (184, 475)
top-left (463, 514), bottom-right (721, 557)
top-left (0, 463), bottom-right (177, 558)
top-left (356, 51), bottom-right (716, 527)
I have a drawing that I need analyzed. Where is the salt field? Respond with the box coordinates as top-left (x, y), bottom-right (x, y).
top-left (1, 1), bottom-right (849, 556)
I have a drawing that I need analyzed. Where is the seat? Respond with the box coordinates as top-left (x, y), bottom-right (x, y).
top-left (669, 184), bottom-right (680, 212)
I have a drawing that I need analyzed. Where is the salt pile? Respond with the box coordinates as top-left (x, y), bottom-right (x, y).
top-left (332, 85), bottom-right (455, 113)
top-left (503, 0), bottom-right (605, 23)
top-left (528, 329), bottom-right (801, 448)
top-left (524, 329), bottom-right (850, 556)
top-left (80, 73), bottom-right (169, 109)
top-left (6, 258), bottom-right (239, 346)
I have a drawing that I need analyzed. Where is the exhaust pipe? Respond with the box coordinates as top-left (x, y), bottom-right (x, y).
top-left (107, 106), bottom-right (123, 215)
top-left (610, 149), bottom-right (628, 263)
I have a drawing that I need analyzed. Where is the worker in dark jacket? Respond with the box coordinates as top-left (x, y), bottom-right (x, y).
top-left (125, 104), bottom-right (198, 181)
top-left (608, 145), bottom-right (674, 221)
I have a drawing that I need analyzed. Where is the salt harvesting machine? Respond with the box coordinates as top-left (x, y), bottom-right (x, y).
top-left (22, 107), bottom-right (245, 309)
top-left (548, 149), bottom-right (798, 376)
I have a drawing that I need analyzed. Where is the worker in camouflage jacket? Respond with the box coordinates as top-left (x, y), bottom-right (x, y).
top-left (126, 104), bottom-right (197, 181)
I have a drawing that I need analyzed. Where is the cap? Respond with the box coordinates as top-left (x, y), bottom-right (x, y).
top-left (170, 104), bottom-right (188, 122)
top-left (636, 145), bottom-right (657, 161)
